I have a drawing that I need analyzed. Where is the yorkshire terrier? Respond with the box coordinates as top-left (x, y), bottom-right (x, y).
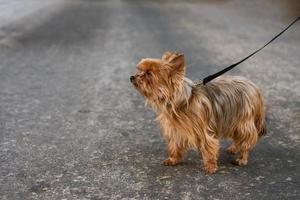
top-left (130, 52), bottom-right (266, 174)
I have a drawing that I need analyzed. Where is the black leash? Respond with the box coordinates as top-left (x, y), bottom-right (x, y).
top-left (200, 17), bottom-right (300, 85)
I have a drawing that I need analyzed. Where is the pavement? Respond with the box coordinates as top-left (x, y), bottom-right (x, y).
top-left (0, 0), bottom-right (299, 199)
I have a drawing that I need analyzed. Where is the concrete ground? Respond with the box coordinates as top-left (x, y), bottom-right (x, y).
top-left (0, 0), bottom-right (299, 199)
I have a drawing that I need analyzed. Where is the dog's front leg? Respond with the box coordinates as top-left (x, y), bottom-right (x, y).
top-left (199, 135), bottom-right (219, 174)
top-left (163, 140), bottom-right (185, 166)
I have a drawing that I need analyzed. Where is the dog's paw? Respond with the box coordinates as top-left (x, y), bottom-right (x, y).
top-left (232, 158), bottom-right (248, 166)
top-left (163, 158), bottom-right (178, 166)
top-left (204, 160), bottom-right (218, 174)
top-left (204, 166), bottom-right (217, 174)
top-left (226, 146), bottom-right (238, 155)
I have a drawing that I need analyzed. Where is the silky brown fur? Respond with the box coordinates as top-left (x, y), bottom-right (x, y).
top-left (130, 52), bottom-right (266, 174)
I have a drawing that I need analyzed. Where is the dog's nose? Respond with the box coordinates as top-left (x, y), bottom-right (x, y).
top-left (130, 76), bottom-right (135, 82)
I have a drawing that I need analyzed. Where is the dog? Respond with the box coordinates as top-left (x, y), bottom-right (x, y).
top-left (130, 52), bottom-right (266, 174)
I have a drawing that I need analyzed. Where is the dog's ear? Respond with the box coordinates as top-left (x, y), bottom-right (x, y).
top-left (168, 53), bottom-right (185, 71)
top-left (162, 51), bottom-right (173, 61)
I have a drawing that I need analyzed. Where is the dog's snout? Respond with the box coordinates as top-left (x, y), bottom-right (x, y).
top-left (130, 76), bottom-right (135, 82)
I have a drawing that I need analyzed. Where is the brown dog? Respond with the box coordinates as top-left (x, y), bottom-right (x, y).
top-left (130, 52), bottom-right (266, 174)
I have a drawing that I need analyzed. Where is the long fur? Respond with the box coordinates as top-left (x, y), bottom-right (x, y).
top-left (131, 52), bottom-right (266, 174)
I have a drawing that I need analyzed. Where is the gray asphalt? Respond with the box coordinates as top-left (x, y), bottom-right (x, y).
top-left (0, 0), bottom-right (300, 199)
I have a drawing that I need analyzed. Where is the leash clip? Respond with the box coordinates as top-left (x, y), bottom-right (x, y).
top-left (194, 79), bottom-right (203, 86)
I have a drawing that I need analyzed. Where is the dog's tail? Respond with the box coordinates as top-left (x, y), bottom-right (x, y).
top-left (255, 94), bottom-right (267, 137)
top-left (256, 111), bottom-right (267, 137)
top-left (258, 120), bottom-right (267, 137)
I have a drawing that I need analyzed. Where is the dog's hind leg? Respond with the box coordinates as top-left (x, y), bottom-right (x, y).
top-left (226, 142), bottom-right (240, 155)
top-left (233, 120), bottom-right (258, 166)
top-left (226, 129), bottom-right (243, 155)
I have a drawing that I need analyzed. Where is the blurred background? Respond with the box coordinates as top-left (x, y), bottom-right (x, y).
top-left (0, 0), bottom-right (299, 199)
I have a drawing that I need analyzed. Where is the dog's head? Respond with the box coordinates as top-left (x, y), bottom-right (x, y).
top-left (130, 52), bottom-right (185, 106)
